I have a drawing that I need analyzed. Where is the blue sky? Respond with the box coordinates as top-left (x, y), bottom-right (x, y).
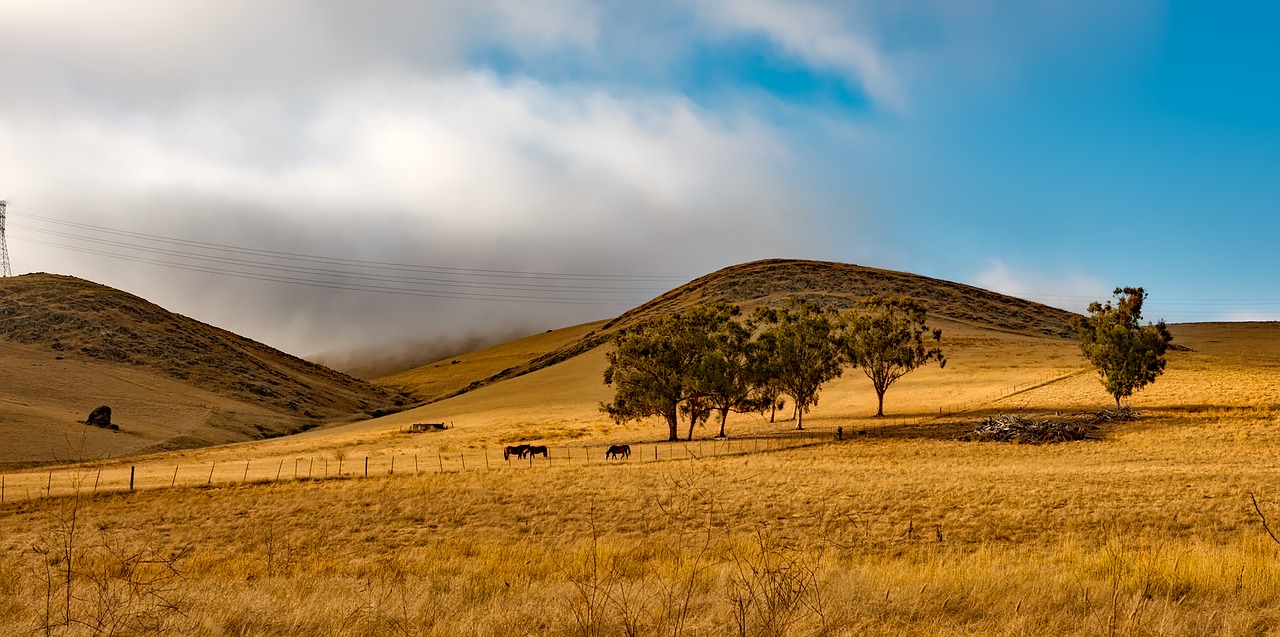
top-left (0, 1), bottom-right (1276, 355)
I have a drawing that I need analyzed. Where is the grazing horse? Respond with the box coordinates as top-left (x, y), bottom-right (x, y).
top-left (605, 444), bottom-right (631, 460)
top-left (526, 445), bottom-right (549, 459)
top-left (504, 444), bottom-right (531, 461)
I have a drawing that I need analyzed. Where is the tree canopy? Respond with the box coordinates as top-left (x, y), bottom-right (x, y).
top-left (1071, 287), bottom-right (1173, 407)
top-left (690, 308), bottom-right (769, 437)
top-left (839, 296), bottom-right (945, 417)
top-left (601, 303), bottom-right (737, 441)
top-left (754, 299), bottom-right (843, 430)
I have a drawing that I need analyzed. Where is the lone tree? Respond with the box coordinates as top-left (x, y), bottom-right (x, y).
top-left (754, 299), bottom-right (843, 430)
top-left (601, 304), bottom-right (734, 441)
top-left (840, 296), bottom-right (946, 417)
top-left (1072, 287), bottom-right (1173, 407)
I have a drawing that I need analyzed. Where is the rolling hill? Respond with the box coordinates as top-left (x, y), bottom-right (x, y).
top-left (0, 273), bottom-right (405, 466)
top-left (379, 258), bottom-right (1084, 401)
top-left (0, 260), bottom-right (1088, 466)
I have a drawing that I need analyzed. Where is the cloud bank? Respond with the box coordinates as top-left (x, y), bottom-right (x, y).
top-left (0, 0), bottom-right (1176, 362)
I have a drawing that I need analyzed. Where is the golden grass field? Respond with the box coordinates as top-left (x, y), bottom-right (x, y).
top-left (2, 321), bottom-right (1280, 635)
top-left (0, 274), bottom-right (401, 466)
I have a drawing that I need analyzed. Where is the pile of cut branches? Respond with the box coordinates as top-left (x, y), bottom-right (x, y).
top-left (1093, 406), bottom-right (1141, 422)
top-left (961, 414), bottom-right (1100, 444)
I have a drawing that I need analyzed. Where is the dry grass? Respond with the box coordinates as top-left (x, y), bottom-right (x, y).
top-left (2, 323), bottom-right (1280, 634)
top-left (0, 274), bottom-right (401, 466)
top-left (373, 320), bottom-right (608, 402)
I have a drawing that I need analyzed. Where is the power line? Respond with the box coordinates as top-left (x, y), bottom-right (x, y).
top-left (14, 236), bottom-right (648, 306)
top-left (9, 223), bottom-right (669, 295)
top-left (10, 212), bottom-right (1277, 317)
top-left (11, 212), bottom-right (689, 282)
top-left (6, 211), bottom-right (696, 306)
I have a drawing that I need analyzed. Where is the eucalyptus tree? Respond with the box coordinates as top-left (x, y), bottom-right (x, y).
top-left (601, 303), bottom-right (737, 441)
top-left (690, 306), bottom-right (769, 438)
top-left (1071, 287), bottom-right (1173, 407)
top-left (754, 299), bottom-right (843, 430)
top-left (840, 296), bottom-right (945, 417)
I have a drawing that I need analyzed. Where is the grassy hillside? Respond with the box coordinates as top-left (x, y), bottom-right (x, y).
top-left (372, 320), bottom-right (607, 401)
top-left (0, 274), bottom-right (404, 465)
top-left (385, 259), bottom-right (1084, 403)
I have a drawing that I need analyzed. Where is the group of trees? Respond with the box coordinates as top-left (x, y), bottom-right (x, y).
top-left (603, 285), bottom-right (1176, 442)
top-left (602, 297), bottom-right (945, 441)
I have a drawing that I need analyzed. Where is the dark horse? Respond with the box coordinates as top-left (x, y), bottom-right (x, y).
top-left (605, 444), bottom-right (631, 460)
top-left (526, 445), bottom-right (549, 459)
top-left (504, 444), bottom-right (531, 460)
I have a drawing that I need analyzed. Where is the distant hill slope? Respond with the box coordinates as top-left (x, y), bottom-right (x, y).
top-left (0, 274), bottom-right (404, 465)
top-left (373, 320), bottom-right (607, 402)
top-left (389, 259), bottom-right (1082, 402)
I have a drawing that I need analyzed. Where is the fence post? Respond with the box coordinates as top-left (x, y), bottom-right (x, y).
top-left (171, 465), bottom-right (178, 488)
top-left (438, 453), bottom-right (444, 473)
top-left (461, 453), bottom-right (466, 471)
top-left (130, 466), bottom-right (135, 491)
top-left (47, 471), bottom-right (52, 496)
top-left (364, 457), bottom-right (368, 478)
top-left (485, 450), bottom-right (490, 470)
top-left (655, 446), bottom-right (658, 461)
top-left (415, 455), bottom-right (419, 474)
top-left (308, 458), bottom-right (314, 479)
top-left (208, 463), bottom-right (215, 485)
top-left (391, 456), bottom-right (395, 475)
top-left (338, 457), bottom-right (343, 475)
top-left (2, 475), bottom-right (4, 503)
top-left (276, 460), bottom-right (284, 482)
top-left (243, 461), bottom-right (250, 482)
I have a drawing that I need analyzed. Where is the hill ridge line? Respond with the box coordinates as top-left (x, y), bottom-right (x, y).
top-left (421, 258), bottom-right (1081, 404)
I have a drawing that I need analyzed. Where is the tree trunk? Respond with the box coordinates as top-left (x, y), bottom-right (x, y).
top-left (791, 402), bottom-right (798, 422)
top-left (769, 400), bottom-right (777, 423)
top-left (717, 409), bottom-right (728, 438)
top-left (665, 410), bottom-right (679, 442)
top-left (1114, 395), bottom-right (1121, 409)
top-left (796, 404), bottom-right (804, 430)
top-left (876, 388), bottom-right (886, 417)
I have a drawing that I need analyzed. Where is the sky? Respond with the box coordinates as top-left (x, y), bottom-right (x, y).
top-left (1, 1), bottom-right (1277, 362)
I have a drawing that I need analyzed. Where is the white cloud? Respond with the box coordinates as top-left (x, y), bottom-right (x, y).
top-left (692, 0), bottom-right (905, 110)
top-left (1220, 311), bottom-right (1280, 323)
top-left (0, 72), bottom-right (809, 355)
top-left (970, 259), bottom-right (1108, 314)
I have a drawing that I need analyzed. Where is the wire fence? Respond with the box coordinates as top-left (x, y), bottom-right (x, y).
top-left (0, 429), bottom-right (840, 505)
top-left (934, 369), bottom-right (1086, 417)
top-left (0, 369), bottom-right (1089, 505)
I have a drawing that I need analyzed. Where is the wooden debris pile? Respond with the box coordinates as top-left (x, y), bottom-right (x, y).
top-left (961, 414), bottom-right (1099, 444)
top-left (1092, 406), bottom-right (1140, 422)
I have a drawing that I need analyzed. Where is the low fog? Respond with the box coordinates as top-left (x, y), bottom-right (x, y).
top-left (2, 2), bottom-right (1190, 368)
top-left (0, 2), bottom-right (820, 365)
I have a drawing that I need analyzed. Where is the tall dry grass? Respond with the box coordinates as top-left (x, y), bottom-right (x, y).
top-left (4, 399), bottom-right (1280, 635)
